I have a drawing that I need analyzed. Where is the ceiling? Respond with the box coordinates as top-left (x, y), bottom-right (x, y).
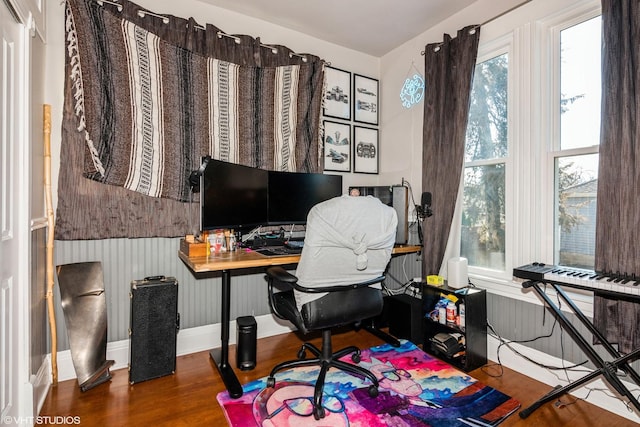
top-left (197, 0), bottom-right (479, 57)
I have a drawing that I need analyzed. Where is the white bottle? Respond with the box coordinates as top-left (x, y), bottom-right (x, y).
top-left (446, 301), bottom-right (456, 323)
top-left (438, 306), bottom-right (446, 324)
top-left (459, 303), bottom-right (466, 330)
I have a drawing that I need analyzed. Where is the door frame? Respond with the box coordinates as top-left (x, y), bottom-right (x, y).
top-left (1, 0), bottom-right (35, 422)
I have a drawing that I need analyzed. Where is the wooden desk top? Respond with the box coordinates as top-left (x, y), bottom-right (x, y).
top-left (178, 243), bottom-right (422, 274)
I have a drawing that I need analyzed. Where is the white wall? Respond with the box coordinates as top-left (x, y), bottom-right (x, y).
top-left (378, 0), bottom-right (537, 205)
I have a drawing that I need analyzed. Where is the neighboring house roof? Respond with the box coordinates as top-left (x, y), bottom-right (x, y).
top-left (563, 178), bottom-right (597, 197)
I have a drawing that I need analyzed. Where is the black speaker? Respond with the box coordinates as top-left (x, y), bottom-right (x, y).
top-left (129, 276), bottom-right (180, 384)
top-left (236, 316), bottom-right (257, 371)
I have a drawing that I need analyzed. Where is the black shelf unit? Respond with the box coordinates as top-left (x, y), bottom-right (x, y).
top-left (383, 294), bottom-right (423, 345)
top-left (421, 283), bottom-right (487, 371)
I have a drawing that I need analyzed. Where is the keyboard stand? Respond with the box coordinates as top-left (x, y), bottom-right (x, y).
top-left (519, 280), bottom-right (640, 418)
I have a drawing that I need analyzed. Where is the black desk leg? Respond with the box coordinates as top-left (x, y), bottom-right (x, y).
top-left (209, 269), bottom-right (243, 398)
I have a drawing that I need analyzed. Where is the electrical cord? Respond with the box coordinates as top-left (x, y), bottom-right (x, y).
top-left (382, 271), bottom-right (415, 296)
top-left (402, 178), bottom-right (426, 246)
top-left (484, 284), bottom-right (640, 414)
top-left (482, 289), bottom-right (590, 378)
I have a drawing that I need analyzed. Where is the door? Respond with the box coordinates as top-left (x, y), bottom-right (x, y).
top-left (1, 0), bottom-right (28, 423)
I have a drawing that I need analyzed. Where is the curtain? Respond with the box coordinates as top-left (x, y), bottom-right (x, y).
top-left (421, 26), bottom-right (480, 276)
top-left (55, 0), bottom-right (325, 240)
top-left (593, 0), bottom-right (640, 353)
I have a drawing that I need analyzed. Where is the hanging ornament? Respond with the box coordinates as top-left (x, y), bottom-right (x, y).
top-left (400, 61), bottom-right (425, 109)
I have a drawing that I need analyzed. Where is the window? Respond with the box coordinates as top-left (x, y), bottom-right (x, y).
top-left (553, 15), bottom-right (601, 269)
top-left (461, 53), bottom-right (509, 271)
top-left (454, 1), bottom-right (602, 291)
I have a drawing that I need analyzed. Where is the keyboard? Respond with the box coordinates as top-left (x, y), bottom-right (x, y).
top-left (255, 245), bottom-right (302, 257)
top-left (513, 263), bottom-right (640, 298)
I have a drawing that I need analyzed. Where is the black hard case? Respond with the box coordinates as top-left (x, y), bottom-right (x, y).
top-left (129, 276), bottom-right (180, 384)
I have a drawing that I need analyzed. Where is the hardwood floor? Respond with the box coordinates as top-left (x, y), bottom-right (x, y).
top-left (39, 329), bottom-right (638, 426)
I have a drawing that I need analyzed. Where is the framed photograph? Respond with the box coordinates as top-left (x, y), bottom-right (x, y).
top-left (353, 74), bottom-right (379, 125)
top-left (323, 67), bottom-right (351, 120)
top-left (353, 126), bottom-right (378, 174)
top-left (323, 120), bottom-right (351, 172)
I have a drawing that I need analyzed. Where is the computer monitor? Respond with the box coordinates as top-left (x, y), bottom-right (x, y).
top-left (200, 159), bottom-right (269, 231)
top-left (268, 171), bottom-right (343, 225)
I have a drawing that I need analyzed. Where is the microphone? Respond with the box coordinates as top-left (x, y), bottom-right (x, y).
top-left (416, 192), bottom-right (433, 219)
top-left (188, 155), bottom-right (211, 193)
top-left (421, 192), bottom-right (432, 209)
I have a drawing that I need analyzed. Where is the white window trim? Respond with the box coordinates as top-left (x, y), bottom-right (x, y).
top-left (457, 0), bottom-right (602, 317)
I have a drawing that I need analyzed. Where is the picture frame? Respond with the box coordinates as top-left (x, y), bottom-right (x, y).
top-left (353, 74), bottom-right (379, 125)
top-left (323, 120), bottom-right (351, 172)
top-left (353, 126), bottom-right (378, 174)
top-left (323, 67), bottom-right (351, 120)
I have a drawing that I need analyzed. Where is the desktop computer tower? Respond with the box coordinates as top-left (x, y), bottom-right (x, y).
top-left (348, 185), bottom-right (409, 244)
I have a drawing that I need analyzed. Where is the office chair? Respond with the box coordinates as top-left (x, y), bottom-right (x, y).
top-left (265, 195), bottom-right (398, 419)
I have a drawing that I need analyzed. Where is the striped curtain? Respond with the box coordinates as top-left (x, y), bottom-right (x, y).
top-left (56, 0), bottom-right (325, 239)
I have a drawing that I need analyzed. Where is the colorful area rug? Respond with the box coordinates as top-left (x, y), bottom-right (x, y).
top-left (217, 340), bottom-right (520, 426)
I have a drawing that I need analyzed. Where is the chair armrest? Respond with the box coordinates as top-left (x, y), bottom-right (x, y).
top-left (265, 266), bottom-right (298, 288)
top-left (293, 275), bottom-right (386, 294)
top-left (266, 265), bottom-right (385, 294)
top-left (265, 266), bottom-right (298, 320)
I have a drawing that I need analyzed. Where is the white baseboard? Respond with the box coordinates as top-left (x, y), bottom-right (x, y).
top-left (53, 313), bottom-right (295, 382)
top-left (31, 356), bottom-right (52, 417)
top-left (488, 335), bottom-right (640, 423)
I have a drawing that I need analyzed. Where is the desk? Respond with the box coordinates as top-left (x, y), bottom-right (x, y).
top-left (178, 242), bottom-right (422, 398)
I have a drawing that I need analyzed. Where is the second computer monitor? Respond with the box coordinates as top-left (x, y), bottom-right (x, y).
top-left (268, 171), bottom-right (343, 225)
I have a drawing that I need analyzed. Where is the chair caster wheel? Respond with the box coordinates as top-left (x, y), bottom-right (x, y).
top-left (313, 405), bottom-right (325, 420)
top-left (297, 348), bottom-right (307, 359)
top-left (266, 377), bottom-right (275, 388)
top-left (368, 385), bottom-right (379, 397)
top-left (351, 352), bottom-right (361, 363)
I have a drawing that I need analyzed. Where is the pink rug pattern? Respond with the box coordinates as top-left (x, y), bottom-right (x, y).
top-left (217, 340), bottom-right (520, 426)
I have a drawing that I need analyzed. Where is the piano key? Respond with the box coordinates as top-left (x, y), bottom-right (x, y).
top-left (514, 263), bottom-right (640, 298)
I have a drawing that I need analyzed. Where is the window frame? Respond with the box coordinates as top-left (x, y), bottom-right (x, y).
top-left (452, 0), bottom-right (602, 315)
top-left (462, 34), bottom-right (516, 282)
top-left (545, 9), bottom-right (602, 268)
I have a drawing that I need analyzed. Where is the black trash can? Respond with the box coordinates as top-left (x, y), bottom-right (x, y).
top-left (236, 316), bottom-right (257, 370)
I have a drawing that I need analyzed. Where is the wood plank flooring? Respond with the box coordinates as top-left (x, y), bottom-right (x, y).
top-left (39, 329), bottom-right (639, 426)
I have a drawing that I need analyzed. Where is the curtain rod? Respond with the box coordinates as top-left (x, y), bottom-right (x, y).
top-left (96, 0), bottom-right (122, 12)
top-left (421, 0), bottom-right (532, 55)
top-left (92, 0), bottom-right (309, 60)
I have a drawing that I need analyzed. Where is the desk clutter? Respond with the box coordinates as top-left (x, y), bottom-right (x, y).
top-left (181, 230), bottom-right (305, 258)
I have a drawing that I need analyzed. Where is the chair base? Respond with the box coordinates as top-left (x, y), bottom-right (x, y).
top-left (267, 329), bottom-right (379, 420)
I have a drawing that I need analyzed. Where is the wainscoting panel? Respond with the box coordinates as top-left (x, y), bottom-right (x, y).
top-left (486, 292), bottom-right (640, 372)
top-left (53, 238), bottom-right (272, 351)
top-left (53, 238), bottom-right (639, 374)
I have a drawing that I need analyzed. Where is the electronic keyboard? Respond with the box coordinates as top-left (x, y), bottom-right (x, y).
top-left (513, 262), bottom-right (640, 298)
